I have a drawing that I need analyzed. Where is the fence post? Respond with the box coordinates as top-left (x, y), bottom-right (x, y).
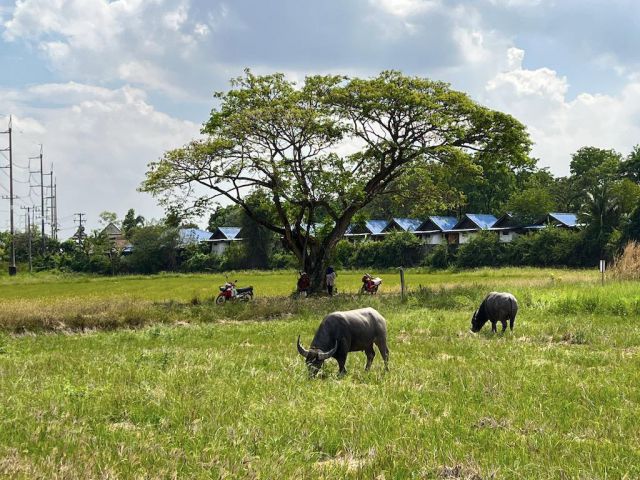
top-left (399, 267), bottom-right (405, 301)
top-left (599, 259), bottom-right (605, 286)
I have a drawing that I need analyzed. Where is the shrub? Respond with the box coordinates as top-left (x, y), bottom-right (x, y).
top-left (423, 245), bottom-right (454, 269)
top-left (456, 231), bottom-right (505, 268)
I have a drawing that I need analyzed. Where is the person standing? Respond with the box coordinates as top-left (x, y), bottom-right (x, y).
top-left (326, 266), bottom-right (337, 296)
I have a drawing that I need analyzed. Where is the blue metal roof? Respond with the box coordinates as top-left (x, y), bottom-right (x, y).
top-left (466, 214), bottom-right (498, 229)
top-left (345, 219), bottom-right (389, 235)
top-left (549, 213), bottom-right (578, 227)
top-left (391, 218), bottom-right (422, 232)
top-left (366, 220), bottom-right (389, 235)
top-left (179, 228), bottom-right (214, 245)
top-left (216, 227), bottom-right (242, 240)
top-left (429, 216), bottom-right (458, 231)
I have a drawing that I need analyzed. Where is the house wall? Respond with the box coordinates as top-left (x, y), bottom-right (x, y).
top-left (458, 231), bottom-right (476, 244)
top-left (498, 231), bottom-right (518, 243)
top-left (212, 242), bottom-right (230, 255)
top-left (420, 233), bottom-right (444, 245)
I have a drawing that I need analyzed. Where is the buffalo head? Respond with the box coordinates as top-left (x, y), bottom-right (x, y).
top-left (470, 309), bottom-right (486, 333)
top-left (297, 336), bottom-right (338, 377)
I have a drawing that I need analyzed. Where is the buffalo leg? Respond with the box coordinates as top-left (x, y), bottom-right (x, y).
top-left (491, 321), bottom-right (497, 333)
top-left (375, 338), bottom-right (389, 371)
top-left (510, 317), bottom-right (515, 331)
top-left (501, 320), bottom-right (507, 333)
top-left (336, 354), bottom-right (347, 376)
top-left (364, 347), bottom-right (375, 371)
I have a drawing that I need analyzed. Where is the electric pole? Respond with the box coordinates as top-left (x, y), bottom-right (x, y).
top-left (21, 206), bottom-right (32, 273)
top-left (74, 213), bottom-right (86, 246)
top-left (1, 116), bottom-right (16, 275)
top-left (39, 146), bottom-right (45, 255)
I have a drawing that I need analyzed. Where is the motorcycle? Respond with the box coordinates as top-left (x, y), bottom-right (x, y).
top-left (361, 274), bottom-right (382, 294)
top-left (216, 279), bottom-right (254, 304)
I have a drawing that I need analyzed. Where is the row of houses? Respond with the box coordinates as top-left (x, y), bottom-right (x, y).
top-left (100, 212), bottom-right (580, 255)
top-left (345, 212), bottom-right (579, 245)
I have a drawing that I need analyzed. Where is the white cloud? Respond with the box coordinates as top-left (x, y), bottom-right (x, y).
top-left (484, 49), bottom-right (640, 175)
top-left (0, 82), bottom-right (200, 231)
top-left (370, 0), bottom-right (440, 17)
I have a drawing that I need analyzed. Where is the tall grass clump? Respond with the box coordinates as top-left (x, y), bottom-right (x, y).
top-left (610, 241), bottom-right (640, 280)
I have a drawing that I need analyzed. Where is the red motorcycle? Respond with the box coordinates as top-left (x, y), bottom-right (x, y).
top-left (361, 274), bottom-right (382, 294)
top-left (216, 280), bottom-right (254, 305)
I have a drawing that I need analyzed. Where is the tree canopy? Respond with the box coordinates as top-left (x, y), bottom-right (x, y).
top-left (142, 70), bottom-right (531, 290)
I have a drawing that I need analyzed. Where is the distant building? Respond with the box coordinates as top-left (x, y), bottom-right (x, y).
top-left (415, 216), bottom-right (458, 245)
top-left (490, 213), bottom-right (522, 243)
top-left (99, 222), bottom-right (130, 251)
top-left (450, 214), bottom-right (498, 244)
top-left (178, 228), bottom-right (215, 250)
top-left (383, 218), bottom-right (422, 234)
top-left (344, 219), bottom-right (389, 241)
top-left (210, 227), bottom-right (243, 255)
top-left (526, 213), bottom-right (580, 231)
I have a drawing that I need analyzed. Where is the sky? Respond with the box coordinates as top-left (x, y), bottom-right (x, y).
top-left (1, 0), bottom-right (640, 234)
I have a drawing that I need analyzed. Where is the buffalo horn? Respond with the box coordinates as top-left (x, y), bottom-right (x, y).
top-left (297, 335), bottom-right (309, 358)
top-left (317, 341), bottom-right (338, 360)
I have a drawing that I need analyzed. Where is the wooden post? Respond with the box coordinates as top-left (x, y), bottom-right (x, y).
top-left (399, 267), bottom-right (405, 300)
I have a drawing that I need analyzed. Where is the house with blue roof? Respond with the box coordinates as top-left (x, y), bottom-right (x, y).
top-left (490, 213), bottom-right (522, 243)
top-left (450, 214), bottom-right (498, 244)
top-left (178, 228), bottom-right (215, 248)
top-left (415, 216), bottom-right (458, 245)
top-left (210, 226), bottom-right (243, 254)
top-left (527, 213), bottom-right (580, 230)
top-left (345, 219), bottom-right (389, 241)
top-left (383, 218), bottom-right (423, 234)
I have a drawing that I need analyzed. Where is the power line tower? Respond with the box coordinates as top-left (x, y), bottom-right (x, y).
top-left (1, 116), bottom-right (16, 275)
top-left (73, 213), bottom-right (86, 246)
top-left (28, 145), bottom-right (47, 256)
top-left (20, 205), bottom-right (32, 273)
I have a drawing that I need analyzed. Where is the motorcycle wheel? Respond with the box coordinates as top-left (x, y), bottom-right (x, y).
top-left (240, 293), bottom-right (252, 302)
top-left (359, 286), bottom-right (366, 295)
top-left (215, 295), bottom-right (226, 305)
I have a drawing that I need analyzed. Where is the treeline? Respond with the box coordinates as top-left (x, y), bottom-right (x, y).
top-left (331, 228), bottom-right (608, 270)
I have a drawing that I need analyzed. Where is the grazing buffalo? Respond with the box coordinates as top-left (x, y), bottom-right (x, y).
top-left (471, 292), bottom-right (518, 333)
top-left (297, 307), bottom-right (389, 376)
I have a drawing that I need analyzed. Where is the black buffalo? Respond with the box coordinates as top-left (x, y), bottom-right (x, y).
top-left (471, 291), bottom-right (518, 333)
top-left (297, 307), bottom-right (389, 376)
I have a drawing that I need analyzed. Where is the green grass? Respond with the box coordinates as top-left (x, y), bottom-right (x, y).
top-left (1, 268), bottom-right (639, 478)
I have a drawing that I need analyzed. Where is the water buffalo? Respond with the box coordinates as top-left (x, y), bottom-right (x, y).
top-left (471, 292), bottom-right (518, 333)
top-left (297, 307), bottom-right (389, 376)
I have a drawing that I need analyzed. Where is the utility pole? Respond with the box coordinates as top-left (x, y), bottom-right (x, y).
top-left (21, 206), bottom-right (32, 273)
top-left (53, 181), bottom-right (58, 240)
top-left (39, 146), bottom-right (45, 255)
top-left (48, 167), bottom-right (54, 239)
top-left (74, 213), bottom-right (86, 246)
top-left (1, 116), bottom-right (16, 275)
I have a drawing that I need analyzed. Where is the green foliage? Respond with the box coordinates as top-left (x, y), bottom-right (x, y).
top-left (424, 245), bottom-right (454, 269)
top-left (142, 70), bottom-right (531, 290)
top-left (122, 208), bottom-right (145, 238)
top-left (456, 231), bottom-right (506, 268)
top-left (180, 252), bottom-right (222, 272)
top-left (505, 228), bottom-right (586, 267)
top-left (507, 187), bottom-right (557, 225)
top-left (124, 225), bottom-right (178, 274)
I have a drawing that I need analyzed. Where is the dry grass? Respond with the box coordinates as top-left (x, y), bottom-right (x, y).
top-left (611, 241), bottom-right (640, 280)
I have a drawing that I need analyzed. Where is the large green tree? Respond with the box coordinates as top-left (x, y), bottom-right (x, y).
top-left (142, 71), bottom-right (530, 291)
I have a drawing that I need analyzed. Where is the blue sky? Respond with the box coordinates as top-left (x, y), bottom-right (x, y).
top-left (1, 0), bottom-right (639, 232)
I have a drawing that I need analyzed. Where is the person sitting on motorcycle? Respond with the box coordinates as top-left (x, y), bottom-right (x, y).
top-left (297, 271), bottom-right (310, 296)
top-left (362, 273), bottom-right (374, 292)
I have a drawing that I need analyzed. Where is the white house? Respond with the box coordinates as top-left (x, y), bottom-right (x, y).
top-left (210, 227), bottom-right (243, 255)
top-left (414, 216), bottom-right (458, 245)
top-left (490, 213), bottom-right (521, 243)
top-left (450, 214), bottom-right (498, 244)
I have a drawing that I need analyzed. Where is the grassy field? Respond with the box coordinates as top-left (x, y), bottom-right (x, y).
top-left (1, 268), bottom-right (639, 478)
